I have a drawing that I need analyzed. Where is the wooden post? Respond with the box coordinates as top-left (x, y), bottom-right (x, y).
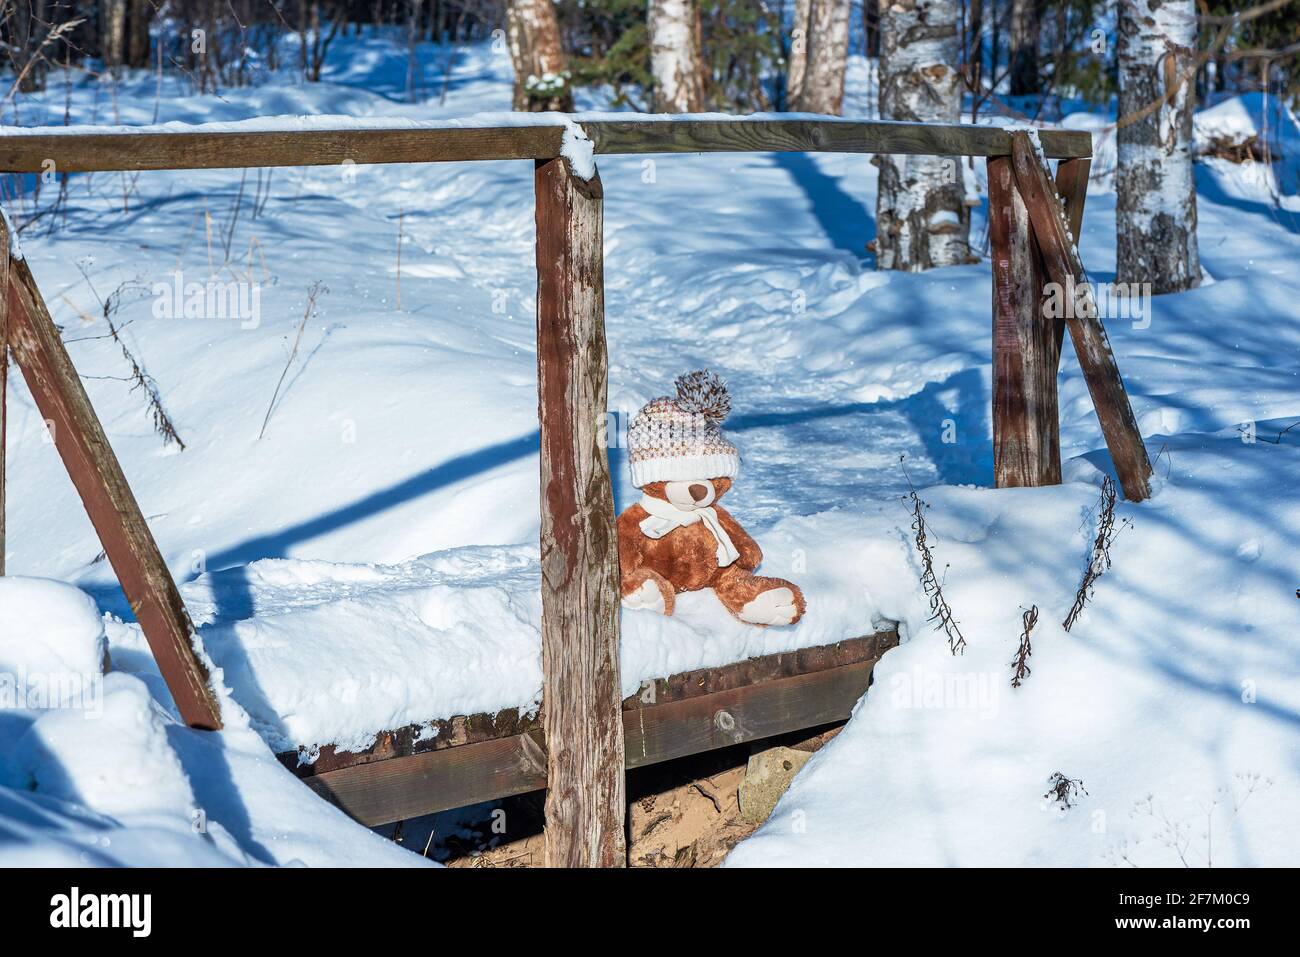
top-left (1009, 133), bottom-right (1153, 502)
top-left (0, 224), bottom-right (8, 577)
top-left (988, 155), bottom-right (1061, 488)
top-left (1050, 157), bottom-right (1092, 360)
top-left (5, 255), bottom-right (223, 729)
top-left (1054, 157), bottom-right (1092, 250)
top-left (533, 155), bottom-right (626, 867)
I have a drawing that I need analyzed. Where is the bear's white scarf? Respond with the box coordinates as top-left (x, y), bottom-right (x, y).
top-left (637, 495), bottom-right (740, 567)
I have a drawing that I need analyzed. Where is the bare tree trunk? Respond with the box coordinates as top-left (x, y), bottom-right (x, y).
top-left (875, 0), bottom-right (971, 271)
top-left (101, 0), bottom-right (128, 70)
top-left (128, 0), bottom-right (153, 69)
top-left (1116, 0), bottom-right (1200, 293)
top-left (787, 0), bottom-right (849, 114)
top-left (864, 0), bottom-right (881, 58)
top-left (506, 0), bottom-right (573, 111)
top-left (648, 0), bottom-right (705, 112)
top-left (406, 0), bottom-right (423, 101)
top-left (1009, 0), bottom-right (1040, 96)
top-left (12, 0), bottom-right (49, 92)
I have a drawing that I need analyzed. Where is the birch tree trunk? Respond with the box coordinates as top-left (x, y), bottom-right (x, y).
top-left (787, 0), bottom-right (850, 115)
top-left (1116, 0), bottom-right (1201, 293)
top-left (649, 0), bottom-right (705, 112)
top-left (101, 0), bottom-right (128, 70)
top-left (875, 0), bottom-right (971, 271)
top-left (506, 0), bottom-right (573, 112)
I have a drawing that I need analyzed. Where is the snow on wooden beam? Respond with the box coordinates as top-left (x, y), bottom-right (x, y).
top-left (283, 630), bottom-right (899, 828)
top-left (0, 118), bottom-right (1092, 173)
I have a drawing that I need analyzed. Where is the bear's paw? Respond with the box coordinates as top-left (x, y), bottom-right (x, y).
top-left (623, 578), bottom-right (671, 615)
top-left (738, 587), bottom-right (799, 626)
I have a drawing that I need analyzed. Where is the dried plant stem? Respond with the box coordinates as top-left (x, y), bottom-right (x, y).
top-left (204, 202), bottom-right (216, 275)
top-left (258, 281), bottom-right (326, 440)
top-left (74, 269), bottom-right (185, 449)
top-left (904, 476), bottom-right (967, 655)
top-left (395, 207), bottom-right (404, 311)
top-left (1010, 605), bottom-right (1038, 688)
top-left (222, 169), bottom-right (248, 262)
top-left (1, 18), bottom-right (85, 106)
top-left (1044, 771), bottom-right (1088, 809)
top-left (1063, 476), bottom-right (1131, 632)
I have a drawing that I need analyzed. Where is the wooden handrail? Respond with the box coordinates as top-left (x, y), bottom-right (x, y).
top-left (0, 117), bottom-right (1091, 173)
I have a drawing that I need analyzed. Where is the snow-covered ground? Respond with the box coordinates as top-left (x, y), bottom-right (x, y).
top-left (1, 35), bottom-right (1297, 866)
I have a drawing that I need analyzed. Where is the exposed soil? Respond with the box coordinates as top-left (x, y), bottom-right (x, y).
top-left (412, 724), bottom-right (842, 868)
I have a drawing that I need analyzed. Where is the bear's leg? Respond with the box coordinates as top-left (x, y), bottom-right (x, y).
top-left (621, 567), bottom-right (676, 616)
top-left (712, 564), bottom-right (806, 626)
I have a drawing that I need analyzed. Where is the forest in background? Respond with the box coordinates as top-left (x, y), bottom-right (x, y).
top-left (2, 1), bottom-right (1295, 106)
top-left (1, 1), bottom-right (1297, 287)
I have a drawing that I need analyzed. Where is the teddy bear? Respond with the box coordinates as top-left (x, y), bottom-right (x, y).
top-left (617, 370), bottom-right (806, 627)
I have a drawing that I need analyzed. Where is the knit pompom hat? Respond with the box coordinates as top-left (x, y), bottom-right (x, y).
top-left (628, 370), bottom-right (740, 488)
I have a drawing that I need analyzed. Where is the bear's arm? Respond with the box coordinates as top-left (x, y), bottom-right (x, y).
top-left (713, 505), bottom-right (762, 570)
top-left (617, 505), bottom-right (649, 577)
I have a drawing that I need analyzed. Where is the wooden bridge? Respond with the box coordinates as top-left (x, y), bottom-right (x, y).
top-left (0, 115), bottom-right (1150, 867)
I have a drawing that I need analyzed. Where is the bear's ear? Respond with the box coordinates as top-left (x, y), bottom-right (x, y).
top-left (640, 481), bottom-right (670, 501)
top-left (711, 477), bottom-right (733, 498)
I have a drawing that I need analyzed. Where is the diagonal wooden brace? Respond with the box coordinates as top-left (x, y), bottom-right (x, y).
top-left (1009, 132), bottom-right (1154, 502)
top-left (4, 251), bottom-right (222, 729)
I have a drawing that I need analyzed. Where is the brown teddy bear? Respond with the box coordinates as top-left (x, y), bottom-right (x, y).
top-left (617, 370), bottom-right (806, 627)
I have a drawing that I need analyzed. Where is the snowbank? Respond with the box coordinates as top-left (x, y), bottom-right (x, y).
top-left (727, 432), bottom-right (1300, 867)
top-left (0, 578), bottom-right (431, 867)
top-left (0, 577), bottom-right (106, 688)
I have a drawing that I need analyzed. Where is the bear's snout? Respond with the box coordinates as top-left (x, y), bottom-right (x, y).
top-left (661, 478), bottom-right (720, 510)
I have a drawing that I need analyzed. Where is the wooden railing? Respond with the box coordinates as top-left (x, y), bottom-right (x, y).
top-left (0, 116), bottom-right (1147, 868)
top-left (0, 116), bottom-right (1091, 172)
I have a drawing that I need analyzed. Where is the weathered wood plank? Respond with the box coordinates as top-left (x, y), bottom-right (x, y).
top-left (0, 224), bottom-right (8, 576)
top-left (303, 730), bottom-right (551, 827)
top-left (5, 257), bottom-right (223, 728)
top-left (300, 634), bottom-right (897, 827)
top-left (988, 155), bottom-right (1061, 488)
top-left (623, 658), bottom-right (881, 769)
top-left (1054, 157), bottom-right (1092, 248)
top-left (534, 155), bottom-right (625, 868)
top-left (276, 631), bottom-right (899, 776)
top-left (280, 708), bottom-right (544, 777)
top-left (624, 631), bottom-right (898, 712)
top-left (0, 126), bottom-right (565, 174)
top-left (1051, 158), bottom-right (1091, 363)
top-left (0, 120), bottom-right (1091, 174)
top-left (584, 119), bottom-right (1091, 160)
top-left (1009, 133), bottom-right (1152, 502)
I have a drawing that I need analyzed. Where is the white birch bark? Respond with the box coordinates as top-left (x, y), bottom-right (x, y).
top-left (506, 0), bottom-right (573, 112)
top-left (1117, 0), bottom-right (1201, 293)
top-left (786, 0), bottom-right (812, 109)
top-left (875, 0), bottom-right (970, 271)
top-left (649, 0), bottom-right (705, 113)
top-left (788, 0), bottom-right (850, 115)
top-left (790, 0), bottom-right (852, 113)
